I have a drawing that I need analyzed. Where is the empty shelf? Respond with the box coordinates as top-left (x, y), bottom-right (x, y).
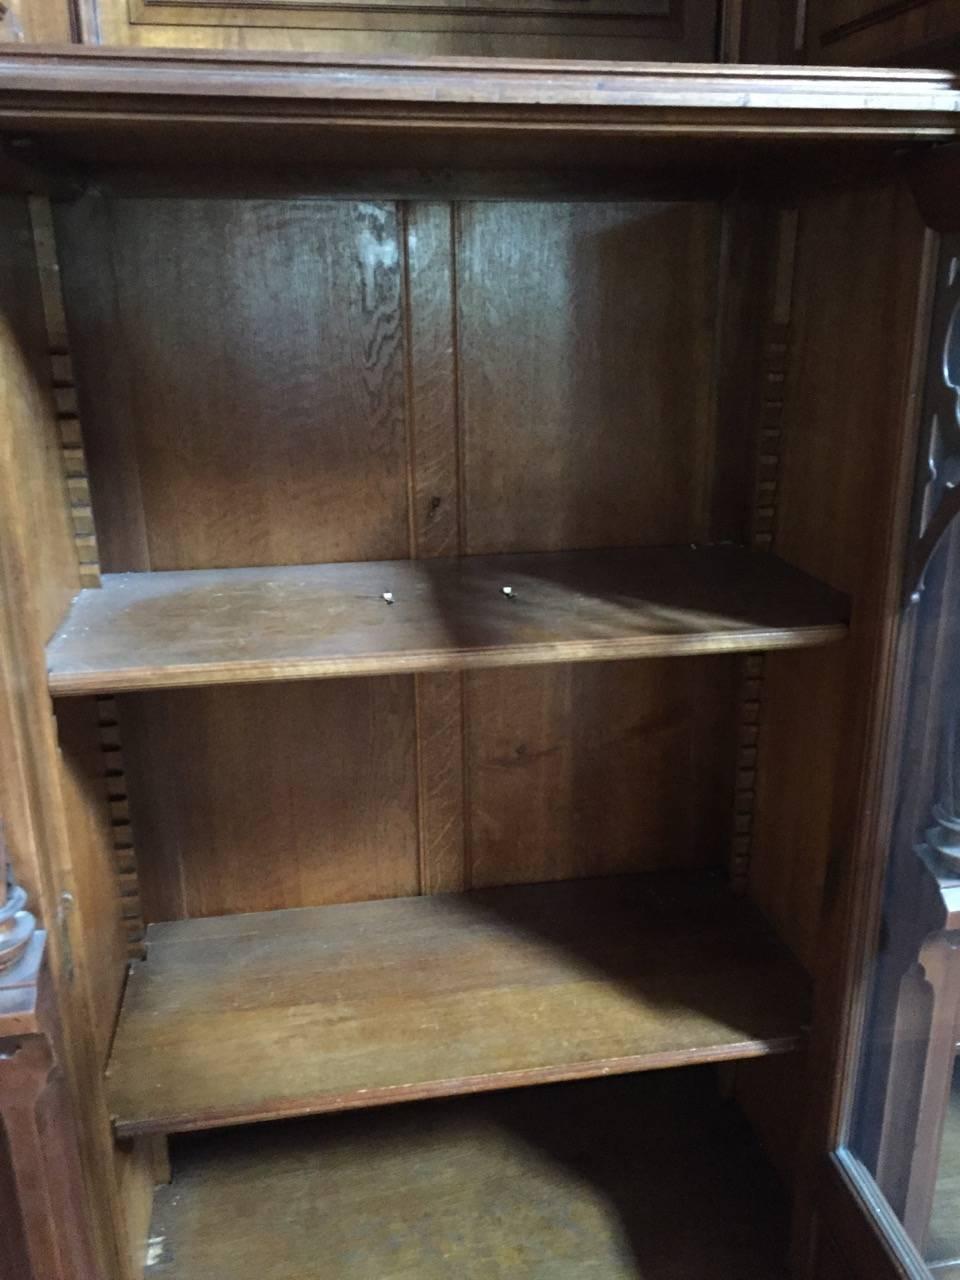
top-left (106, 872), bottom-right (810, 1137)
top-left (48, 546), bottom-right (847, 696)
top-left (147, 1071), bottom-right (789, 1280)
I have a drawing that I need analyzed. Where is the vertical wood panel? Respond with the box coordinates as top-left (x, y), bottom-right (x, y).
top-left (0, 196), bottom-right (132, 1279)
top-left (752, 183), bottom-right (929, 971)
top-left (467, 658), bottom-right (736, 888)
top-left (59, 196), bottom-right (734, 918)
top-left (0, 199), bottom-right (78, 646)
top-left (405, 202), bottom-right (468, 895)
top-left (406, 202), bottom-right (459, 562)
top-left (458, 202), bottom-right (720, 555)
top-left (457, 202), bottom-right (729, 890)
top-left (57, 196), bottom-right (409, 572)
top-left (121, 679), bottom-right (419, 922)
top-left (58, 196), bottom-right (420, 921)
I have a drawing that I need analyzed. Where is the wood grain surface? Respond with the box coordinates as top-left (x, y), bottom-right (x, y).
top-left (105, 871), bottom-right (809, 1137)
top-left (46, 547), bottom-right (848, 696)
top-left (55, 197), bottom-right (409, 573)
top-left (118, 678), bottom-right (419, 922)
top-left (457, 202), bottom-right (717, 554)
top-left (0, 48), bottom-right (956, 145)
top-left (55, 192), bottom-right (741, 916)
top-left (147, 1069), bottom-right (788, 1280)
top-left (464, 657), bottom-right (735, 887)
top-left (752, 181), bottom-right (929, 973)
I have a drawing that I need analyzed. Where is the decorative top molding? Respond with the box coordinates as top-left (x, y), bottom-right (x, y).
top-left (0, 47), bottom-right (957, 142)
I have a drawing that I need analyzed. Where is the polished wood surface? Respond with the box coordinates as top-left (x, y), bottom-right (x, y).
top-left (115, 659), bottom-right (734, 924)
top-left (147, 1071), bottom-right (788, 1280)
top-left (0, 44), bottom-right (948, 1280)
top-left (106, 871), bottom-right (809, 1137)
top-left (56, 198), bottom-right (715, 574)
top-left (46, 548), bottom-right (848, 696)
top-left (464, 657), bottom-right (735, 888)
top-left (55, 196), bottom-right (409, 574)
top-left (752, 182), bottom-right (929, 973)
top-left (456, 201), bottom-right (717, 554)
top-left (56, 191), bottom-right (736, 920)
top-left (0, 49), bottom-right (956, 157)
top-left (121, 678), bottom-right (419, 922)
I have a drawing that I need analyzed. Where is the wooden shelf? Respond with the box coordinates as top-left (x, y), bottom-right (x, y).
top-left (147, 1070), bottom-right (788, 1280)
top-left (106, 872), bottom-right (810, 1138)
top-left (47, 546), bottom-right (847, 697)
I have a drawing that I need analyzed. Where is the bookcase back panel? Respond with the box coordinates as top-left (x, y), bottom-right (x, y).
top-left (55, 196), bottom-right (411, 573)
top-left (466, 658), bottom-right (736, 890)
top-left (118, 678), bottom-right (419, 921)
top-left (54, 193), bottom-right (734, 920)
top-left (456, 201), bottom-right (719, 554)
top-left (119, 656), bottom-right (735, 922)
top-left (57, 195), bottom-right (720, 571)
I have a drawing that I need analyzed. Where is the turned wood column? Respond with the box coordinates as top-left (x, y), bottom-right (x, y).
top-left (0, 827), bottom-right (96, 1280)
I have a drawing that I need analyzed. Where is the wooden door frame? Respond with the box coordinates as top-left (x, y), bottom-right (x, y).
top-left (819, 1149), bottom-right (935, 1280)
top-left (800, 157), bottom-right (960, 1280)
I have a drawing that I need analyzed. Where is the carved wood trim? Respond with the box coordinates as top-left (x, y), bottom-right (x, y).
top-left (731, 207), bottom-right (798, 893)
top-left (907, 237), bottom-right (960, 601)
top-left (27, 200), bottom-right (145, 956)
top-left (96, 698), bottom-right (146, 960)
top-left (29, 198), bottom-right (101, 592)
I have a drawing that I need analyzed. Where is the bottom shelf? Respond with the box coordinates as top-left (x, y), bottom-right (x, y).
top-left (107, 871), bottom-right (810, 1136)
top-left (147, 1070), bottom-right (788, 1280)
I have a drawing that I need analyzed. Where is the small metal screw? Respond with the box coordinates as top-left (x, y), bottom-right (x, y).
top-left (381, 592), bottom-right (395, 605)
top-left (501, 586), bottom-right (515, 599)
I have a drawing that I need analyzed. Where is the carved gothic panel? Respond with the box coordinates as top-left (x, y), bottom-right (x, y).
top-left (908, 237), bottom-right (960, 598)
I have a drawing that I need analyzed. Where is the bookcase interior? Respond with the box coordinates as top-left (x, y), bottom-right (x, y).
top-left (0, 55), bottom-right (941, 1276)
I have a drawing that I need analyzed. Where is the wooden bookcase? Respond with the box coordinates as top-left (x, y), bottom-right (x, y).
top-left (0, 47), bottom-right (958, 1280)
